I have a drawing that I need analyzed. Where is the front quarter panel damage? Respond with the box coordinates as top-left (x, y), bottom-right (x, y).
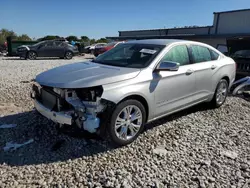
top-left (63, 88), bottom-right (109, 133)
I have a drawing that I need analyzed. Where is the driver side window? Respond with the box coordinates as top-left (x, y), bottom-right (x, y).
top-left (44, 41), bottom-right (54, 47)
top-left (160, 45), bottom-right (190, 66)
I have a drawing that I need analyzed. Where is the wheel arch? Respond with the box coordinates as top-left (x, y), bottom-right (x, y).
top-left (221, 75), bottom-right (230, 85)
top-left (118, 94), bottom-right (149, 122)
top-left (65, 49), bottom-right (73, 53)
top-left (212, 75), bottom-right (230, 94)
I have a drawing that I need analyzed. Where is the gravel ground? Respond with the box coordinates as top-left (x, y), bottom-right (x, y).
top-left (0, 56), bottom-right (250, 188)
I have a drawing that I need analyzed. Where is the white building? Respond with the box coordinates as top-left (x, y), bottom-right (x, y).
top-left (107, 9), bottom-right (250, 52)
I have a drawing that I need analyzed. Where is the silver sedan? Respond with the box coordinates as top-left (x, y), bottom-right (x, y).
top-left (32, 39), bottom-right (236, 146)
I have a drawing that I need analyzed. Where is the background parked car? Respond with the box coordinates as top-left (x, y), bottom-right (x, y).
top-left (16, 40), bottom-right (79, 60)
top-left (226, 36), bottom-right (250, 79)
top-left (94, 41), bottom-right (125, 57)
top-left (0, 43), bottom-right (7, 53)
top-left (85, 43), bottom-right (107, 54)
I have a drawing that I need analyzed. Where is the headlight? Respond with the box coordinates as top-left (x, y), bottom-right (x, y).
top-left (75, 86), bottom-right (103, 101)
top-left (17, 47), bottom-right (27, 52)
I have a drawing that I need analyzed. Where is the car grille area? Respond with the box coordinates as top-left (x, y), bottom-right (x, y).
top-left (41, 89), bottom-right (57, 110)
top-left (32, 84), bottom-right (73, 112)
top-left (237, 62), bottom-right (250, 72)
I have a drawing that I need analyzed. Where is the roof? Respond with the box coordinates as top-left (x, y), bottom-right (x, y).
top-left (118, 26), bottom-right (211, 33)
top-left (107, 33), bottom-right (250, 40)
top-left (214, 8), bottom-right (250, 14)
top-left (125, 39), bottom-right (187, 45)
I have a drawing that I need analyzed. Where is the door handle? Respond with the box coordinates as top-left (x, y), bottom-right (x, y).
top-left (211, 65), bottom-right (217, 70)
top-left (186, 69), bottom-right (194, 75)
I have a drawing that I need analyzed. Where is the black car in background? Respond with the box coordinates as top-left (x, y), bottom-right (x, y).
top-left (227, 37), bottom-right (250, 78)
top-left (16, 40), bottom-right (79, 60)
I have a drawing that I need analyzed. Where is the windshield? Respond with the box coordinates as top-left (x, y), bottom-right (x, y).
top-left (33, 41), bottom-right (46, 46)
top-left (105, 42), bottom-right (119, 47)
top-left (93, 43), bottom-right (165, 68)
top-left (231, 50), bottom-right (250, 58)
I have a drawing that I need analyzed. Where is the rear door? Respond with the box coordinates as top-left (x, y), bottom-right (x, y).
top-left (188, 44), bottom-right (219, 102)
top-left (52, 41), bottom-right (66, 57)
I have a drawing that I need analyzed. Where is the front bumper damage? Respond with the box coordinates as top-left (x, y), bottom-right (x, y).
top-left (31, 83), bottom-right (111, 134)
top-left (34, 100), bottom-right (72, 125)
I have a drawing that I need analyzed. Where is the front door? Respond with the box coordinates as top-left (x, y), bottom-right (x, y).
top-left (37, 41), bottom-right (54, 57)
top-left (153, 44), bottom-right (196, 117)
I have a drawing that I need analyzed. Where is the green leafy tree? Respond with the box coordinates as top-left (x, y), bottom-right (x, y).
top-left (0, 28), bottom-right (17, 44)
top-left (96, 38), bottom-right (108, 43)
top-left (17, 34), bottom-right (32, 41)
top-left (90, 38), bottom-right (96, 45)
top-left (80, 36), bottom-right (89, 42)
top-left (66, 35), bottom-right (79, 42)
top-left (37, 35), bottom-right (61, 41)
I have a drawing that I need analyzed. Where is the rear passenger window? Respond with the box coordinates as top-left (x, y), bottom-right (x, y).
top-left (210, 49), bottom-right (220, 60)
top-left (161, 45), bottom-right (190, 66)
top-left (191, 45), bottom-right (211, 63)
top-left (55, 41), bottom-right (62, 46)
top-left (45, 41), bottom-right (54, 47)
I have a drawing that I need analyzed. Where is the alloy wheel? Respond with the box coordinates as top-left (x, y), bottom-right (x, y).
top-left (65, 52), bottom-right (73, 59)
top-left (114, 105), bottom-right (143, 141)
top-left (28, 51), bottom-right (36, 60)
top-left (216, 81), bottom-right (228, 105)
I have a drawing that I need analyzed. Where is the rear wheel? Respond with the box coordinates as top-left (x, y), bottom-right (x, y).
top-left (107, 100), bottom-right (146, 146)
top-left (210, 79), bottom-right (229, 108)
top-left (27, 51), bottom-right (37, 60)
top-left (65, 51), bottom-right (73, 60)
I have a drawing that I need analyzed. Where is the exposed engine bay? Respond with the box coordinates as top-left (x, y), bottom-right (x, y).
top-left (31, 83), bottom-right (109, 133)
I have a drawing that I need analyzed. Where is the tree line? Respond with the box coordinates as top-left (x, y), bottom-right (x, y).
top-left (0, 28), bottom-right (108, 45)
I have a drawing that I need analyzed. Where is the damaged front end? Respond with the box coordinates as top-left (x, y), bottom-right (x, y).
top-left (230, 76), bottom-right (250, 100)
top-left (31, 83), bottom-right (111, 133)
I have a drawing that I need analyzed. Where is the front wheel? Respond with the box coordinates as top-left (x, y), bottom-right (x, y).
top-left (27, 51), bottom-right (37, 60)
top-left (107, 100), bottom-right (146, 146)
top-left (210, 79), bottom-right (229, 108)
top-left (65, 51), bottom-right (73, 60)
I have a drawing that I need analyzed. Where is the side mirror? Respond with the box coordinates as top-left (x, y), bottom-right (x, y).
top-left (155, 61), bottom-right (180, 71)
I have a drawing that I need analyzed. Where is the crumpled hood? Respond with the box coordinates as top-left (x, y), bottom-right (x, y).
top-left (35, 61), bottom-right (140, 88)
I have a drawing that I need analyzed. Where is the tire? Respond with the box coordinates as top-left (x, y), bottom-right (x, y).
top-left (65, 51), bottom-right (73, 60)
top-left (107, 99), bottom-right (146, 146)
top-left (27, 51), bottom-right (37, 60)
top-left (210, 79), bottom-right (229, 108)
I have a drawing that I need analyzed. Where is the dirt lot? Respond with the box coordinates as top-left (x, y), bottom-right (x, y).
top-left (0, 56), bottom-right (250, 188)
